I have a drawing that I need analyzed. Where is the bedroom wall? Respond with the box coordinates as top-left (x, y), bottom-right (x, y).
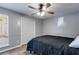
top-left (0, 7), bottom-right (36, 52)
top-left (43, 12), bottom-right (79, 38)
top-left (0, 7), bottom-right (21, 52)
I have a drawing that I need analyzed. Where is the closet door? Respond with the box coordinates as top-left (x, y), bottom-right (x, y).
top-left (21, 16), bottom-right (35, 45)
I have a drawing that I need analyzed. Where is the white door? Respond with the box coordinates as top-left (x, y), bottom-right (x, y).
top-left (21, 16), bottom-right (35, 45)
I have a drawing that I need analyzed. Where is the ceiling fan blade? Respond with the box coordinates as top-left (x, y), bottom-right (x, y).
top-left (46, 3), bottom-right (51, 8)
top-left (47, 11), bottom-right (54, 14)
top-left (28, 6), bottom-right (36, 9)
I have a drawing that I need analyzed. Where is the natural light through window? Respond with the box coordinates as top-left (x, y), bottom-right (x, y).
top-left (57, 16), bottom-right (64, 27)
top-left (0, 14), bottom-right (9, 37)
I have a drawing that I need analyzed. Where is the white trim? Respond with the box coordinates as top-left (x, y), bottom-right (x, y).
top-left (21, 16), bottom-right (23, 45)
top-left (0, 44), bottom-right (9, 48)
top-left (0, 44), bottom-right (23, 53)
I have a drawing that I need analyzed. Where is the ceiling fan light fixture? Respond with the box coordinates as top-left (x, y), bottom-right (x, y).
top-left (27, 3), bottom-right (54, 16)
top-left (37, 12), bottom-right (41, 16)
top-left (37, 11), bottom-right (45, 16)
top-left (40, 12), bottom-right (45, 16)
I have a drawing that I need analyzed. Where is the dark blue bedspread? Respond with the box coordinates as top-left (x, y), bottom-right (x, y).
top-left (27, 35), bottom-right (79, 55)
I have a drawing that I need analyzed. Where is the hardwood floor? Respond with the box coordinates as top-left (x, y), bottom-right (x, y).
top-left (0, 45), bottom-right (27, 55)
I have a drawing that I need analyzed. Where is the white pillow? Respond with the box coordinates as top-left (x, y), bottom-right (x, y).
top-left (69, 36), bottom-right (79, 48)
top-left (74, 36), bottom-right (79, 40)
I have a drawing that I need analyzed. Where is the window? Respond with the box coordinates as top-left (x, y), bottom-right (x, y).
top-left (57, 16), bottom-right (64, 27)
top-left (0, 14), bottom-right (9, 38)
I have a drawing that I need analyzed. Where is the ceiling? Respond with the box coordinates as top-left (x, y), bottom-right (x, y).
top-left (0, 3), bottom-right (79, 19)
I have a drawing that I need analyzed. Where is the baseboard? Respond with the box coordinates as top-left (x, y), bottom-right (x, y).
top-left (0, 44), bottom-right (9, 48)
top-left (0, 44), bottom-right (23, 53)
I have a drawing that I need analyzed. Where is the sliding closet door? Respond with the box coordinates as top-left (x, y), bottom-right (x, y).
top-left (21, 16), bottom-right (35, 45)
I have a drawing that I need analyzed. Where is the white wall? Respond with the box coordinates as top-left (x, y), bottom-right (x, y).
top-left (43, 13), bottom-right (79, 38)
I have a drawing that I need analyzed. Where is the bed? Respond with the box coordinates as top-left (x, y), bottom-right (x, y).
top-left (27, 35), bottom-right (79, 55)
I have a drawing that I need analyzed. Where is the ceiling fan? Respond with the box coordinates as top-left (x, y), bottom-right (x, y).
top-left (27, 3), bottom-right (54, 16)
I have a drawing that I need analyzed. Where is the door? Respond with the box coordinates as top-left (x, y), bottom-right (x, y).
top-left (21, 16), bottom-right (35, 45)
